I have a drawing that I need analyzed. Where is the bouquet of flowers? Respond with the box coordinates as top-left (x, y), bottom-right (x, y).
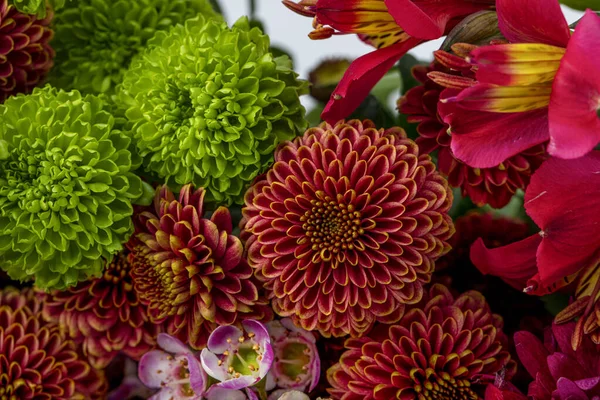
top-left (1, 0), bottom-right (599, 399)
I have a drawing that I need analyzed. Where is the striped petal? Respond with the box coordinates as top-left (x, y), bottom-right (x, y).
top-left (471, 43), bottom-right (565, 86)
top-left (448, 83), bottom-right (552, 113)
top-left (549, 10), bottom-right (600, 159)
top-left (440, 89), bottom-right (549, 168)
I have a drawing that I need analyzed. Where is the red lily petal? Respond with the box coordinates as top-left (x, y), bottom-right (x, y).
top-left (548, 11), bottom-right (600, 159)
top-left (496, 0), bottom-right (570, 47)
top-left (470, 234), bottom-right (542, 291)
top-left (385, 0), bottom-right (494, 40)
top-left (485, 384), bottom-right (528, 400)
top-left (321, 37), bottom-right (422, 123)
top-left (471, 44), bottom-right (565, 87)
top-left (440, 88), bottom-right (549, 168)
top-left (524, 152), bottom-right (600, 286)
top-left (513, 331), bottom-right (554, 389)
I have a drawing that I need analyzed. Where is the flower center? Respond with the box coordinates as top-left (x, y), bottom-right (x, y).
top-left (103, 253), bottom-right (133, 290)
top-left (414, 371), bottom-right (478, 400)
top-left (300, 191), bottom-right (364, 260)
top-left (219, 333), bottom-right (264, 380)
top-left (276, 341), bottom-right (311, 382)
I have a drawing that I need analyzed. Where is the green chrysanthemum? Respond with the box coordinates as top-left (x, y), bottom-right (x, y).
top-left (120, 16), bottom-right (308, 205)
top-left (0, 86), bottom-right (143, 290)
top-left (9, 0), bottom-right (69, 17)
top-left (48, 0), bottom-right (221, 95)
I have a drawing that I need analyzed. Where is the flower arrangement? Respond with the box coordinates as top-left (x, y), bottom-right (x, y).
top-left (1, 0), bottom-right (599, 399)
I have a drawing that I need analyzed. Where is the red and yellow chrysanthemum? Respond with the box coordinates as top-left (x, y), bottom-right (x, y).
top-left (283, 0), bottom-right (495, 122)
top-left (327, 284), bottom-right (516, 400)
top-left (0, 0), bottom-right (54, 102)
top-left (43, 252), bottom-right (163, 369)
top-left (241, 120), bottom-right (454, 338)
top-left (0, 287), bottom-right (107, 399)
top-left (128, 184), bottom-right (272, 350)
top-left (441, 0), bottom-right (600, 168)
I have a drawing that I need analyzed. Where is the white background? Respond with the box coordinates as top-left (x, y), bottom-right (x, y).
top-left (219, 1), bottom-right (584, 108)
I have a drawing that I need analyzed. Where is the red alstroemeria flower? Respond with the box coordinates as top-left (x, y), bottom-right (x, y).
top-left (283, 0), bottom-right (495, 122)
top-left (471, 152), bottom-right (600, 298)
top-left (441, 0), bottom-right (600, 168)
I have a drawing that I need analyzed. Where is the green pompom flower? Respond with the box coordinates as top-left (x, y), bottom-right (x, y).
top-left (9, 0), bottom-right (69, 17)
top-left (0, 86), bottom-right (143, 290)
top-left (120, 16), bottom-right (308, 205)
top-left (48, 0), bottom-right (221, 94)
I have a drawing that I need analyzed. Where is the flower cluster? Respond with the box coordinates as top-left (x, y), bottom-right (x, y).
top-left (0, 86), bottom-right (143, 289)
top-left (1, 1), bottom-right (599, 400)
top-left (48, 0), bottom-right (220, 94)
top-left (328, 284), bottom-right (515, 400)
top-left (242, 119), bottom-right (454, 338)
top-left (119, 14), bottom-right (308, 205)
top-left (128, 184), bottom-right (272, 350)
top-left (0, 0), bottom-right (54, 102)
top-left (0, 287), bottom-right (107, 399)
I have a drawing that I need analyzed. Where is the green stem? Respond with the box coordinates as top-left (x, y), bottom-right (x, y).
top-left (249, 0), bottom-right (257, 18)
top-left (254, 378), bottom-right (268, 400)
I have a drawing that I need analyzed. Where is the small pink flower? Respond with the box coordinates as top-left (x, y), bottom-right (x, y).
top-left (266, 319), bottom-right (320, 393)
top-left (138, 334), bottom-right (207, 399)
top-left (201, 320), bottom-right (274, 390)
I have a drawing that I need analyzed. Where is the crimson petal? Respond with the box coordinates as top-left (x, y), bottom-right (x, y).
top-left (548, 11), bottom-right (600, 159)
top-left (524, 152), bottom-right (600, 285)
top-left (385, 0), bottom-right (494, 40)
top-left (496, 0), bottom-right (570, 47)
top-left (470, 234), bottom-right (541, 290)
top-left (441, 89), bottom-right (549, 168)
top-left (321, 38), bottom-right (422, 123)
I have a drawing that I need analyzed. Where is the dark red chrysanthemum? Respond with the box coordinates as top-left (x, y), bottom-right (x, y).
top-left (128, 184), bottom-right (271, 350)
top-left (241, 120), bottom-right (454, 338)
top-left (397, 49), bottom-right (546, 209)
top-left (0, 0), bottom-right (54, 102)
top-left (0, 287), bottom-right (107, 399)
top-left (43, 252), bottom-right (163, 369)
top-left (327, 284), bottom-right (516, 400)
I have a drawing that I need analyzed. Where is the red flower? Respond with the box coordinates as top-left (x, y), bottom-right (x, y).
top-left (514, 322), bottom-right (600, 400)
top-left (0, 0), bottom-right (54, 102)
top-left (441, 0), bottom-right (600, 168)
top-left (241, 120), bottom-right (454, 338)
top-left (327, 284), bottom-right (516, 400)
top-left (283, 0), bottom-right (495, 122)
top-left (471, 151), bottom-right (600, 297)
top-left (0, 287), bottom-right (107, 399)
top-left (43, 252), bottom-right (163, 369)
top-left (128, 185), bottom-right (271, 349)
top-left (398, 56), bottom-right (546, 208)
top-left (438, 211), bottom-right (530, 273)
top-left (485, 384), bottom-right (527, 400)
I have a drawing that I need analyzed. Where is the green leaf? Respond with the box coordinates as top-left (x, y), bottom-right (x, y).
top-left (541, 292), bottom-right (571, 316)
top-left (561, 0), bottom-right (600, 11)
top-left (371, 70), bottom-right (402, 108)
top-left (349, 95), bottom-right (397, 129)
